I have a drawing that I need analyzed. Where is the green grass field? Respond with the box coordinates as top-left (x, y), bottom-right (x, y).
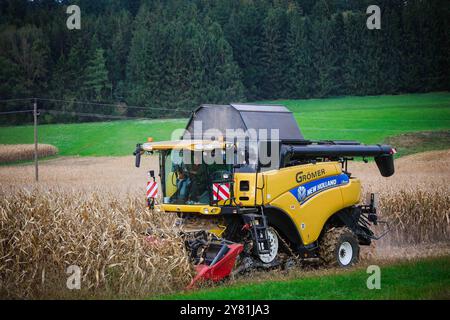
top-left (0, 92), bottom-right (449, 156)
top-left (160, 256), bottom-right (450, 300)
top-left (0, 118), bottom-right (185, 156)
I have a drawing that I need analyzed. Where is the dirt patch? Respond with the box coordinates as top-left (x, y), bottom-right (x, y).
top-left (0, 144), bottom-right (58, 164)
top-left (0, 155), bottom-right (157, 198)
top-left (384, 130), bottom-right (450, 156)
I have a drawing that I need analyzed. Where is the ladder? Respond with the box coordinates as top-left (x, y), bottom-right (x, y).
top-left (243, 212), bottom-right (271, 255)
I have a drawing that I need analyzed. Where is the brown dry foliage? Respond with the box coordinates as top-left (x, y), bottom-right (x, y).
top-left (352, 150), bottom-right (450, 246)
top-left (0, 144), bottom-right (58, 163)
top-left (374, 187), bottom-right (450, 245)
top-left (0, 187), bottom-right (194, 299)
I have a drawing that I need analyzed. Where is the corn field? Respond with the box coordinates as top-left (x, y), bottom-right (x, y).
top-left (0, 144), bottom-right (58, 163)
top-left (0, 187), bottom-right (194, 299)
top-left (373, 188), bottom-right (449, 245)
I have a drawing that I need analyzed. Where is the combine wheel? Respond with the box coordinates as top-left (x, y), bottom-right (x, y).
top-left (319, 227), bottom-right (359, 267)
top-left (258, 227), bottom-right (279, 264)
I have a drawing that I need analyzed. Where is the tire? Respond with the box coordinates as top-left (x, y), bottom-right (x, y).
top-left (319, 227), bottom-right (360, 267)
top-left (258, 227), bottom-right (279, 264)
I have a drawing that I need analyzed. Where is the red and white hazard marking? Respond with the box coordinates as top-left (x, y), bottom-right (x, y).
top-left (212, 183), bottom-right (230, 201)
top-left (146, 180), bottom-right (158, 198)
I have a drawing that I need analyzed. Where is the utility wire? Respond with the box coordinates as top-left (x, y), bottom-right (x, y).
top-left (37, 98), bottom-right (148, 110)
top-left (42, 109), bottom-right (167, 120)
top-left (0, 98), bottom-right (33, 103)
top-left (0, 109), bottom-right (34, 115)
top-left (0, 97), bottom-right (193, 114)
top-left (0, 109), bottom-right (189, 120)
top-left (36, 97), bottom-right (192, 113)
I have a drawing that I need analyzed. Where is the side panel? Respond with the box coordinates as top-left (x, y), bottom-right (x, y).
top-left (269, 186), bottom-right (346, 245)
top-left (263, 162), bottom-right (341, 205)
top-left (234, 173), bottom-right (262, 207)
top-left (340, 178), bottom-right (362, 206)
top-left (264, 162), bottom-right (361, 245)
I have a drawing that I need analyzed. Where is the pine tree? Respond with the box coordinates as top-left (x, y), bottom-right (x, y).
top-left (224, 2), bottom-right (266, 100)
top-left (107, 10), bottom-right (132, 100)
top-left (310, 17), bottom-right (339, 97)
top-left (286, 12), bottom-right (312, 98)
top-left (0, 25), bottom-right (49, 97)
top-left (261, 7), bottom-right (289, 99)
top-left (83, 48), bottom-right (111, 101)
top-left (342, 12), bottom-right (366, 96)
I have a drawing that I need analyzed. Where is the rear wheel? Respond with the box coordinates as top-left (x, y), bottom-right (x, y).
top-left (319, 227), bottom-right (359, 267)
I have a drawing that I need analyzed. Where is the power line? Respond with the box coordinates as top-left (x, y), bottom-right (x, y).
top-left (37, 98), bottom-right (148, 110)
top-left (36, 97), bottom-right (192, 113)
top-left (0, 108), bottom-right (189, 120)
top-left (42, 109), bottom-right (164, 120)
top-left (0, 97), bottom-right (193, 114)
top-left (0, 109), bottom-right (34, 115)
top-left (0, 98), bottom-right (33, 103)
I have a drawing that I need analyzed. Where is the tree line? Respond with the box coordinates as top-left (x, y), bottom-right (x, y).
top-left (0, 0), bottom-right (449, 124)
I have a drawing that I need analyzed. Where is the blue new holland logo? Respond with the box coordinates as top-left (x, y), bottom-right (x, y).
top-left (290, 174), bottom-right (349, 204)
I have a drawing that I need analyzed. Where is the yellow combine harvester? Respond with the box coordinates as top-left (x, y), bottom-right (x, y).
top-left (134, 104), bottom-right (395, 286)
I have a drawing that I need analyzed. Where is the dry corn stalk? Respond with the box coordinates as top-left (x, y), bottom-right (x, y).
top-left (0, 187), bottom-right (194, 299)
top-left (0, 144), bottom-right (58, 163)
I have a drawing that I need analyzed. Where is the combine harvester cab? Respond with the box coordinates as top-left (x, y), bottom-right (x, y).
top-left (134, 104), bottom-right (396, 287)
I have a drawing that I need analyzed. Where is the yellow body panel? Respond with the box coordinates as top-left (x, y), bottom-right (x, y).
top-left (159, 204), bottom-right (221, 215)
top-left (233, 173), bottom-right (259, 206)
top-left (142, 140), bottom-right (228, 152)
top-left (340, 178), bottom-right (361, 205)
top-left (232, 162), bottom-right (361, 245)
top-left (262, 162), bottom-right (341, 205)
top-left (262, 162), bottom-right (361, 245)
top-left (165, 172), bottom-right (177, 197)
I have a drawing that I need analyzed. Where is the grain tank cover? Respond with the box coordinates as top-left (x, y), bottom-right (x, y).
top-left (184, 103), bottom-right (303, 140)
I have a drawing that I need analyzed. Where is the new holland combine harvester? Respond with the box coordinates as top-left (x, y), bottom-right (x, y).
top-left (134, 104), bottom-right (395, 287)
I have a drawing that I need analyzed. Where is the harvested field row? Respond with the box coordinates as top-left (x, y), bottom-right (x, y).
top-left (0, 144), bottom-right (58, 163)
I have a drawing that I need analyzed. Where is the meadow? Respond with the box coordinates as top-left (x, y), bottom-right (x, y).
top-left (162, 256), bottom-right (450, 300)
top-left (0, 92), bottom-right (449, 157)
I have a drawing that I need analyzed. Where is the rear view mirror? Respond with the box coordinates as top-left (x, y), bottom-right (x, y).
top-left (133, 144), bottom-right (142, 168)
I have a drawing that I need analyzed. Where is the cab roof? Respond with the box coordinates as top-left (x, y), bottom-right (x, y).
top-left (183, 103), bottom-right (304, 141)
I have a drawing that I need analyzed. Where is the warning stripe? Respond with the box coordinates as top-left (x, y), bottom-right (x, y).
top-left (213, 183), bottom-right (230, 201)
top-left (146, 181), bottom-right (158, 198)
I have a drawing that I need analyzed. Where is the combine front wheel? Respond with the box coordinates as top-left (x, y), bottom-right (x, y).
top-left (319, 227), bottom-right (359, 267)
top-left (258, 227), bottom-right (279, 264)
